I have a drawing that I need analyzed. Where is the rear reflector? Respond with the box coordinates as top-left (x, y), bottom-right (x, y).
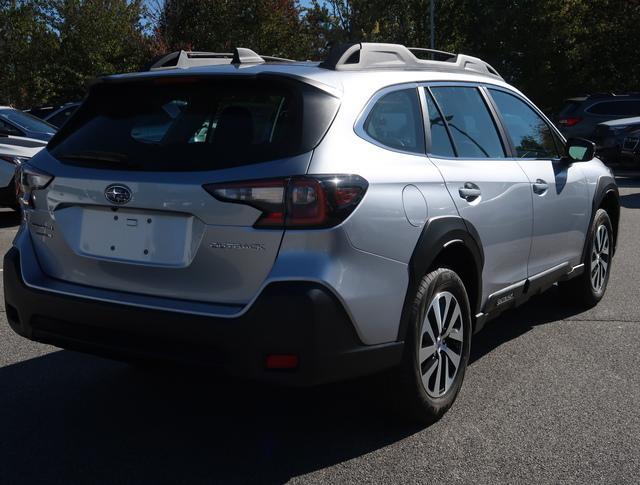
top-left (266, 354), bottom-right (299, 370)
top-left (203, 174), bottom-right (368, 229)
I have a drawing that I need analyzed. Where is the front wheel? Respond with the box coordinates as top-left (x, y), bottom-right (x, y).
top-left (399, 268), bottom-right (472, 425)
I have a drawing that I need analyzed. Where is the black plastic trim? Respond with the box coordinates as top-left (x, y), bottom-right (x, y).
top-left (4, 247), bottom-right (403, 386)
top-left (396, 216), bottom-right (484, 341)
top-left (582, 177), bottom-right (619, 262)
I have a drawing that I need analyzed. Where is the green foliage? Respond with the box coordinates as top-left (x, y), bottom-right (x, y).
top-left (1, 0), bottom-right (639, 113)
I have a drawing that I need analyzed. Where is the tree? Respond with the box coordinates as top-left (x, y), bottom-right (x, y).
top-left (157, 0), bottom-right (310, 59)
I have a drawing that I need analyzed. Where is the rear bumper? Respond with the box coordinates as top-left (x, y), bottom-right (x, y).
top-left (3, 247), bottom-right (403, 386)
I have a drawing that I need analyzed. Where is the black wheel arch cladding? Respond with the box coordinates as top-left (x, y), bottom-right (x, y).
top-left (397, 216), bottom-right (484, 342)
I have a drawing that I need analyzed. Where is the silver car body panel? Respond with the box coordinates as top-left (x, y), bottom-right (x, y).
top-left (15, 61), bottom-right (615, 347)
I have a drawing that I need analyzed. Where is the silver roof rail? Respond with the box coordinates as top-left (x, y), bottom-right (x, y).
top-left (148, 47), bottom-right (296, 71)
top-left (319, 43), bottom-right (503, 80)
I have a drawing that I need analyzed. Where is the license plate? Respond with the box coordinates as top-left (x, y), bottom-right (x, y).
top-left (73, 207), bottom-right (193, 266)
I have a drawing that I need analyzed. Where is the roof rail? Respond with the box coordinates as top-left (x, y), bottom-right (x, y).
top-left (319, 43), bottom-right (502, 80)
top-left (148, 48), bottom-right (296, 71)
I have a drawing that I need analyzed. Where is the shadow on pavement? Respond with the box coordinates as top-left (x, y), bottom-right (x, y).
top-left (0, 284), bottom-right (591, 484)
top-left (620, 192), bottom-right (640, 209)
top-left (0, 209), bottom-right (20, 229)
top-left (0, 350), bottom-right (419, 484)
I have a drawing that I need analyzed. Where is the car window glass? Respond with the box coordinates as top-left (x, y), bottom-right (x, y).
top-left (588, 100), bottom-right (640, 116)
top-left (424, 89), bottom-right (455, 157)
top-left (430, 86), bottom-right (504, 158)
top-left (490, 89), bottom-right (560, 159)
top-left (0, 119), bottom-right (22, 136)
top-left (0, 109), bottom-right (55, 133)
top-left (48, 107), bottom-right (76, 128)
top-left (363, 89), bottom-right (425, 154)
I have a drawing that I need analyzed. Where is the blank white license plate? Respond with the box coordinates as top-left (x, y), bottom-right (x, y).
top-left (77, 207), bottom-right (191, 266)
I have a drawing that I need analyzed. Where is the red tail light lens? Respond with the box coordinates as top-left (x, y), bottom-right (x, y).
top-left (203, 175), bottom-right (368, 229)
top-left (559, 117), bottom-right (582, 127)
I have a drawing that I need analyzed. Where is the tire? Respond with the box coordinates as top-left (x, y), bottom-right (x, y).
top-left (563, 208), bottom-right (613, 306)
top-left (398, 268), bottom-right (472, 425)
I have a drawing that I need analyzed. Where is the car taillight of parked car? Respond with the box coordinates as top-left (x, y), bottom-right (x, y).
top-left (203, 175), bottom-right (368, 229)
top-left (15, 163), bottom-right (54, 207)
top-left (559, 117), bottom-right (583, 127)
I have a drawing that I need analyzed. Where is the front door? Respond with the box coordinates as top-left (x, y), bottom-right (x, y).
top-left (486, 87), bottom-right (590, 277)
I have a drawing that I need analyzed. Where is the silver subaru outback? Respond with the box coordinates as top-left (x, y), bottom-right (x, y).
top-left (4, 44), bottom-right (620, 423)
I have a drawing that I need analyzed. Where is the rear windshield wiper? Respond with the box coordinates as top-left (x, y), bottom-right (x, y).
top-left (55, 150), bottom-right (139, 167)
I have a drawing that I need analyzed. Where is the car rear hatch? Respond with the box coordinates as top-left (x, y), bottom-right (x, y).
top-left (27, 74), bottom-right (340, 306)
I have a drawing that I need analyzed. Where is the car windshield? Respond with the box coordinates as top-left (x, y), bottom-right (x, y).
top-left (0, 109), bottom-right (56, 134)
top-left (49, 77), bottom-right (340, 171)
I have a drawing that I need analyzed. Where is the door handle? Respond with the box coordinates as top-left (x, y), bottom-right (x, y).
top-left (458, 182), bottom-right (481, 201)
top-left (532, 179), bottom-right (549, 195)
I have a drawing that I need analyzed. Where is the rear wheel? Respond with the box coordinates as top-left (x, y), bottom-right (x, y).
top-left (399, 268), bottom-right (472, 425)
top-left (563, 208), bottom-right (613, 306)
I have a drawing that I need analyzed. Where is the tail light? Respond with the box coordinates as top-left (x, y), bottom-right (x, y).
top-left (16, 163), bottom-right (54, 207)
top-left (203, 175), bottom-right (368, 229)
top-left (559, 117), bottom-right (582, 127)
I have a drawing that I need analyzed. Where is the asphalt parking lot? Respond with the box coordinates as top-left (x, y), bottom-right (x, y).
top-left (1, 174), bottom-right (639, 484)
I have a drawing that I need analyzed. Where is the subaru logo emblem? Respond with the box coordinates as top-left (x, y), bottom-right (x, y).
top-left (104, 184), bottom-right (132, 205)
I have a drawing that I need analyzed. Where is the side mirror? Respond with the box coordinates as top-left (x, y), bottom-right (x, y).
top-left (565, 138), bottom-right (595, 163)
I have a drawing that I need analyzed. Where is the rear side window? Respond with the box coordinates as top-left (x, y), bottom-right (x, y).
top-left (424, 89), bottom-right (455, 157)
top-left (587, 100), bottom-right (640, 116)
top-left (363, 89), bottom-right (425, 154)
top-left (430, 86), bottom-right (505, 158)
top-left (49, 78), bottom-right (340, 171)
top-left (490, 89), bottom-right (560, 159)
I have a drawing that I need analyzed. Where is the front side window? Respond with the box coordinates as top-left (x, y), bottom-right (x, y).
top-left (430, 86), bottom-right (505, 158)
top-left (490, 89), bottom-right (560, 159)
top-left (363, 89), bottom-right (425, 154)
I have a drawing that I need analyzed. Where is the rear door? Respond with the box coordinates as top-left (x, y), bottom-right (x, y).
top-left (30, 76), bottom-right (339, 305)
top-left (424, 84), bottom-right (533, 305)
top-left (486, 87), bottom-right (589, 276)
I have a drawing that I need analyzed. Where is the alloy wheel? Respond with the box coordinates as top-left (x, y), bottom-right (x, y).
top-left (591, 224), bottom-right (610, 293)
top-left (418, 291), bottom-right (464, 398)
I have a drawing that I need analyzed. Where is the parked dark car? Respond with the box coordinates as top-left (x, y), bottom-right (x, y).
top-left (43, 102), bottom-right (80, 128)
top-left (558, 93), bottom-right (640, 140)
top-left (620, 127), bottom-right (640, 164)
top-left (592, 116), bottom-right (640, 163)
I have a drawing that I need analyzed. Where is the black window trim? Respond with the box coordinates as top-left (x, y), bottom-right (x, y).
top-left (420, 81), bottom-right (509, 160)
top-left (354, 82), bottom-right (427, 156)
top-left (484, 85), bottom-right (566, 161)
top-left (0, 119), bottom-right (25, 138)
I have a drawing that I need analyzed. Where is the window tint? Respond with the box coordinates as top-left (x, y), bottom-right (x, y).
top-left (424, 89), bottom-right (455, 157)
top-left (490, 89), bottom-right (560, 159)
top-left (363, 89), bottom-right (424, 154)
top-left (430, 86), bottom-right (504, 158)
top-left (587, 100), bottom-right (640, 116)
top-left (49, 78), bottom-right (340, 171)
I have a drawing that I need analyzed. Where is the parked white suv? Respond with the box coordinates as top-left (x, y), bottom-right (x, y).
top-left (0, 134), bottom-right (47, 207)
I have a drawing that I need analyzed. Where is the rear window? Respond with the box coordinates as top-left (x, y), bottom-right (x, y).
top-left (49, 77), bottom-right (340, 171)
top-left (587, 100), bottom-right (640, 116)
top-left (0, 109), bottom-right (56, 134)
top-left (558, 101), bottom-right (581, 118)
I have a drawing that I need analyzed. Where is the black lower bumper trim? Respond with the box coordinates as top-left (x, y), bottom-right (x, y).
top-left (3, 247), bottom-right (403, 386)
